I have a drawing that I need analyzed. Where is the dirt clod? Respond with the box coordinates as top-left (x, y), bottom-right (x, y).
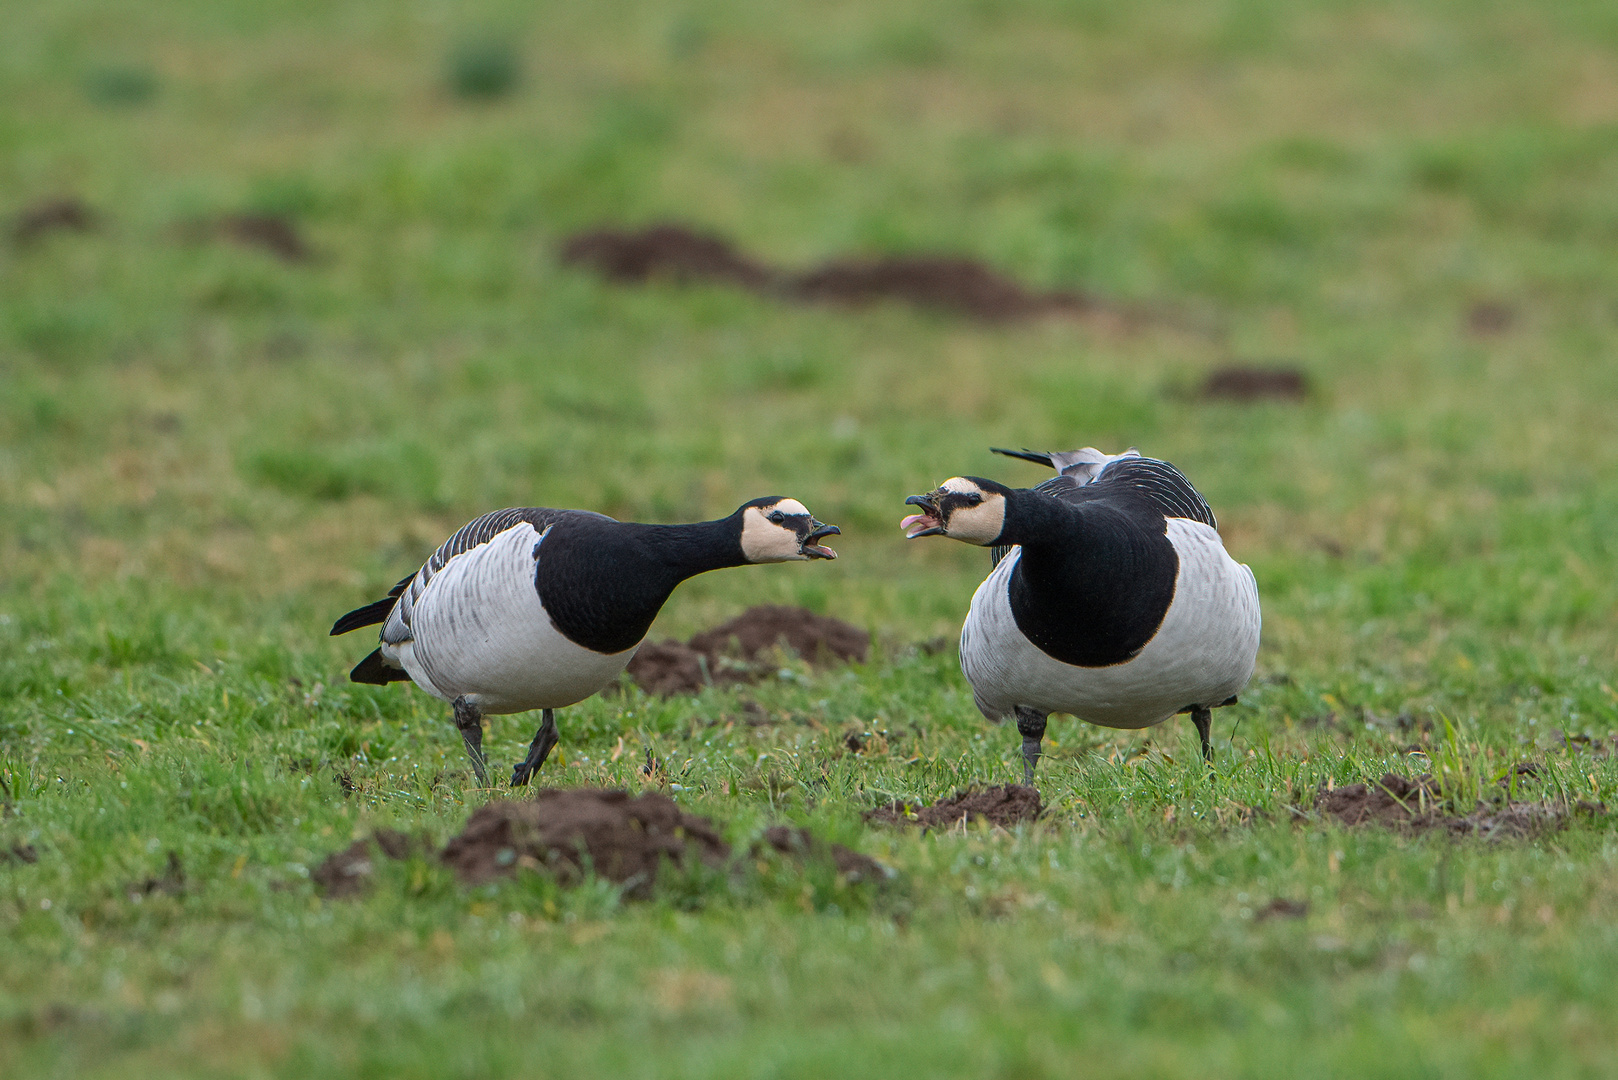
top-left (1313, 772), bottom-right (1600, 837)
top-left (628, 605), bottom-right (869, 695)
top-left (558, 222), bottom-right (1132, 325)
top-left (440, 789), bottom-right (729, 893)
top-left (625, 639), bottom-right (712, 694)
top-left (319, 789), bottom-right (887, 900)
top-left (3, 841), bottom-right (38, 864)
top-left (1255, 898), bottom-right (1309, 921)
top-left (691, 605), bottom-right (869, 667)
top-left (217, 213), bottom-right (311, 262)
top-left (1200, 366), bottom-right (1309, 402)
top-left (312, 829), bottom-right (427, 898)
top-left (127, 851), bottom-right (185, 901)
top-left (1467, 300), bottom-right (1515, 336)
top-left (866, 784), bottom-right (1044, 830)
top-left (560, 225), bottom-right (774, 289)
top-left (13, 197), bottom-right (97, 244)
top-left (759, 825), bottom-right (888, 882)
top-left (789, 256), bottom-right (1094, 321)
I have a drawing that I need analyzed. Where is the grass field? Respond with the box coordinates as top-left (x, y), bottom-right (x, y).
top-left (5, 0), bottom-right (1618, 1075)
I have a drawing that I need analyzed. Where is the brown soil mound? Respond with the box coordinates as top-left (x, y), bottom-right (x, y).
top-left (440, 789), bottom-right (729, 893)
top-left (318, 789), bottom-right (888, 900)
top-left (759, 825), bottom-right (889, 883)
top-left (558, 222), bottom-right (1127, 325)
top-left (312, 829), bottom-right (427, 898)
top-left (1314, 772), bottom-right (1600, 838)
top-left (1201, 366), bottom-right (1308, 401)
top-left (13, 197), bottom-right (97, 244)
top-left (627, 605), bottom-right (869, 695)
top-left (218, 213), bottom-right (310, 262)
top-left (126, 852), bottom-right (186, 901)
top-left (624, 639), bottom-right (714, 695)
top-left (789, 256), bottom-right (1092, 321)
top-left (866, 784), bottom-right (1044, 829)
top-left (1467, 300), bottom-right (1514, 336)
top-left (690, 605), bottom-right (869, 666)
top-left (559, 225), bottom-right (774, 289)
top-left (2, 841), bottom-right (38, 864)
top-left (1254, 898), bottom-right (1309, 921)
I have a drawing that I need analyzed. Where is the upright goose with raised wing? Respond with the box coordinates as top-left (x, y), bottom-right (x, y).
top-left (333, 497), bottom-right (839, 785)
top-left (902, 447), bottom-right (1258, 782)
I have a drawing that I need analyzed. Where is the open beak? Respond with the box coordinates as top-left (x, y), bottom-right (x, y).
top-left (801, 520), bottom-right (840, 559)
top-left (901, 493), bottom-right (944, 538)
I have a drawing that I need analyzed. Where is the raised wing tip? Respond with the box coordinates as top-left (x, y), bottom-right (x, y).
top-left (990, 447), bottom-right (1056, 469)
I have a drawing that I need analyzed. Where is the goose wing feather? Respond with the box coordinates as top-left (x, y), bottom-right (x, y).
top-left (1034, 458), bottom-right (1216, 528)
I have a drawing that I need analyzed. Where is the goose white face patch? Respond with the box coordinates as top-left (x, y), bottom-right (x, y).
top-left (903, 478), bottom-right (1006, 545)
top-left (939, 479), bottom-right (1007, 545)
top-left (741, 501), bottom-right (811, 563)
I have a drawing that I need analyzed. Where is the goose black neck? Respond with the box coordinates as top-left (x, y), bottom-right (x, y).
top-left (995, 488), bottom-right (1076, 549)
top-left (1003, 492), bottom-right (1179, 667)
top-left (534, 513), bottom-right (744, 655)
top-left (629, 516), bottom-right (749, 579)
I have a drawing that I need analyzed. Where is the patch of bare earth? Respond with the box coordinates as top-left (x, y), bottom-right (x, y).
top-left (559, 225), bottom-right (774, 289)
top-left (788, 255), bottom-right (1098, 322)
top-left (558, 222), bottom-right (1138, 325)
top-left (866, 784), bottom-right (1044, 829)
top-left (1200, 366), bottom-right (1309, 401)
top-left (126, 851), bottom-right (186, 902)
top-left (440, 789), bottom-right (729, 894)
top-left (12, 197), bottom-right (97, 243)
top-left (434, 789), bottom-right (886, 895)
top-left (176, 213), bottom-right (312, 262)
top-left (1312, 772), bottom-right (1603, 838)
top-left (312, 829), bottom-right (431, 898)
top-left (758, 825), bottom-right (887, 882)
top-left (1254, 898), bottom-right (1309, 921)
top-left (1466, 300), bottom-right (1515, 336)
top-left (627, 604), bottom-right (869, 695)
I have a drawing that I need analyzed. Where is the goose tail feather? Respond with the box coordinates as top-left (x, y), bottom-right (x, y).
top-left (349, 648), bottom-right (409, 685)
top-left (330, 597), bottom-right (398, 636)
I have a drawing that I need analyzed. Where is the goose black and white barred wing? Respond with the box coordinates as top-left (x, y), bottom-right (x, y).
top-left (1046, 457), bottom-right (1215, 527)
top-left (989, 456), bottom-right (1215, 568)
top-left (329, 505), bottom-right (601, 667)
top-left (381, 507), bottom-right (606, 646)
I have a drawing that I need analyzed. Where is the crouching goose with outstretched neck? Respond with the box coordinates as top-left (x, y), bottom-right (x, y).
top-left (902, 447), bottom-right (1258, 782)
top-left (332, 498), bottom-right (839, 786)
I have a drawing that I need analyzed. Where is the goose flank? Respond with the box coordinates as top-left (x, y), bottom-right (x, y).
top-left (902, 447), bottom-right (1259, 782)
top-left (332, 498), bottom-right (840, 785)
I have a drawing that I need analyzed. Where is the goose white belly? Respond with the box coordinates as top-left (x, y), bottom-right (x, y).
top-left (960, 518), bottom-right (1260, 728)
top-left (381, 523), bottom-right (637, 714)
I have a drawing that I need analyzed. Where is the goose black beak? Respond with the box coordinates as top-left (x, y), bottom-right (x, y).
top-left (901, 493), bottom-right (944, 538)
top-left (802, 520), bottom-right (840, 559)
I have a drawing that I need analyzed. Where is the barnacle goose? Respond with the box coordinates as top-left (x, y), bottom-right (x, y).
top-left (901, 446), bottom-right (1259, 782)
top-left (332, 497), bottom-right (840, 786)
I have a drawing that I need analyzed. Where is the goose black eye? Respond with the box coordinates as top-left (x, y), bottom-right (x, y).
top-left (966, 494), bottom-right (983, 506)
top-left (769, 511), bottom-right (785, 524)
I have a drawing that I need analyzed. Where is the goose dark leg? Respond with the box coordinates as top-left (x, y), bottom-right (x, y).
top-left (511, 709), bottom-right (559, 787)
top-left (453, 695), bottom-right (489, 786)
top-left (1190, 705), bottom-right (1213, 767)
top-left (1015, 706), bottom-right (1048, 786)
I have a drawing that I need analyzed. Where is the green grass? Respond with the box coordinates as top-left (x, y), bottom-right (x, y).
top-left (5, 0), bottom-right (1618, 1075)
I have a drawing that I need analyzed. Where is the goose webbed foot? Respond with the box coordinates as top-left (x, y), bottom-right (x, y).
top-left (1015, 706), bottom-right (1048, 786)
top-left (453, 695), bottom-right (489, 786)
top-left (510, 709), bottom-right (559, 787)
